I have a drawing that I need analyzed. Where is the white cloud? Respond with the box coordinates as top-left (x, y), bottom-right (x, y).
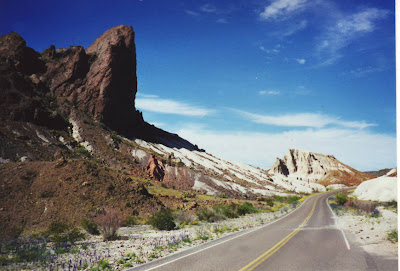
top-left (259, 90), bottom-right (280, 95)
top-left (295, 58), bottom-right (306, 64)
top-left (216, 18), bottom-right (228, 24)
top-left (136, 93), bottom-right (159, 98)
top-left (176, 127), bottom-right (396, 171)
top-left (260, 0), bottom-right (308, 20)
top-left (235, 111), bottom-right (376, 129)
top-left (136, 96), bottom-right (215, 117)
top-left (317, 8), bottom-right (389, 65)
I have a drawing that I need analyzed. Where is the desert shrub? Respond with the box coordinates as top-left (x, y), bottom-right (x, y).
top-left (173, 210), bottom-right (196, 227)
top-left (196, 207), bottom-right (225, 222)
top-left (265, 197), bottom-right (274, 207)
top-left (387, 229), bottom-right (398, 243)
top-left (287, 196), bottom-right (300, 204)
top-left (81, 218), bottom-right (100, 235)
top-left (122, 215), bottom-right (137, 227)
top-left (335, 193), bottom-right (348, 205)
top-left (345, 199), bottom-right (377, 214)
top-left (213, 204), bottom-right (238, 219)
top-left (149, 209), bottom-right (176, 231)
top-left (94, 208), bottom-right (125, 241)
top-left (45, 222), bottom-right (85, 245)
top-left (238, 203), bottom-right (258, 216)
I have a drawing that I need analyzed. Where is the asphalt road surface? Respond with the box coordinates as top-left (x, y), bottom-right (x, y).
top-left (129, 191), bottom-right (398, 271)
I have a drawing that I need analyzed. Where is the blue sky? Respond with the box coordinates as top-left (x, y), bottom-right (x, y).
top-left (1, 0), bottom-right (396, 171)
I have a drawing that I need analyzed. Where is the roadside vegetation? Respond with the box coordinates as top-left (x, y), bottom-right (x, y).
top-left (1, 193), bottom-right (307, 270)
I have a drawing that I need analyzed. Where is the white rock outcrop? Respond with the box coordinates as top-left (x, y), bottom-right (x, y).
top-left (268, 149), bottom-right (352, 182)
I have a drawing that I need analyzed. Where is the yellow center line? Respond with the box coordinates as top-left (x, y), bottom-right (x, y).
top-left (238, 195), bottom-right (322, 271)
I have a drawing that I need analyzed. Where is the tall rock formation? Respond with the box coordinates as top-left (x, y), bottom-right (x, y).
top-left (269, 149), bottom-right (373, 186)
top-left (0, 25), bottom-right (199, 150)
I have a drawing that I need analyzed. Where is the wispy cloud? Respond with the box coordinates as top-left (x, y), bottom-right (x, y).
top-left (295, 58), bottom-right (306, 64)
top-left (259, 45), bottom-right (280, 54)
top-left (185, 9), bottom-right (200, 17)
top-left (283, 20), bottom-right (308, 36)
top-left (259, 90), bottom-right (280, 95)
top-left (177, 126), bottom-right (396, 171)
top-left (200, 4), bottom-right (217, 13)
top-left (234, 110), bottom-right (376, 129)
top-left (259, 0), bottom-right (308, 21)
top-left (136, 96), bottom-right (215, 117)
top-left (317, 8), bottom-right (389, 65)
top-left (136, 93), bottom-right (159, 98)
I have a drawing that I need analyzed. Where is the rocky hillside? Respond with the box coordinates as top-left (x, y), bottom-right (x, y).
top-left (0, 25), bottom-right (299, 239)
top-left (269, 149), bottom-right (373, 187)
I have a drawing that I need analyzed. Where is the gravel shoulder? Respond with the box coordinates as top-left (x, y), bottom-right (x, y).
top-left (333, 205), bottom-right (398, 259)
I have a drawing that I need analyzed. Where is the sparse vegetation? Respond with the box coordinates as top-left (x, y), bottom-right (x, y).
top-left (387, 229), bottom-right (398, 243)
top-left (173, 210), bottom-right (197, 227)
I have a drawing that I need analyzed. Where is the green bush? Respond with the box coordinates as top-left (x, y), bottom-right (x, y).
top-left (213, 204), bottom-right (239, 219)
top-left (196, 207), bottom-right (225, 222)
top-left (45, 222), bottom-right (85, 245)
top-left (81, 218), bottom-right (100, 235)
top-left (238, 203), bottom-right (258, 216)
top-left (335, 193), bottom-right (348, 205)
top-left (387, 229), bottom-right (398, 243)
top-left (122, 215), bottom-right (136, 227)
top-left (149, 209), bottom-right (176, 230)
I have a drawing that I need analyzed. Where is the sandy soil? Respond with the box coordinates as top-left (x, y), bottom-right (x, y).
top-left (334, 206), bottom-right (398, 259)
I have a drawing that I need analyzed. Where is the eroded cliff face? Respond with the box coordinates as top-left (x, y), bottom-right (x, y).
top-left (0, 25), bottom-right (198, 150)
top-left (268, 149), bottom-right (373, 185)
top-left (43, 25), bottom-right (139, 133)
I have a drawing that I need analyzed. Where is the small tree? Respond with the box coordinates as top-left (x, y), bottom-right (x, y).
top-left (94, 208), bottom-right (125, 241)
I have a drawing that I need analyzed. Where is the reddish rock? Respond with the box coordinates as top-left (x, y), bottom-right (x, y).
top-left (0, 25), bottom-right (201, 151)
top-left (146, 155), bottom-right (165, 182)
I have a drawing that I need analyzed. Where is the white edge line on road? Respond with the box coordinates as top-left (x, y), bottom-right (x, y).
top-left (133, 195), bottom-right (316, 271)
top-left (326, 196), bottom-right (351, 250)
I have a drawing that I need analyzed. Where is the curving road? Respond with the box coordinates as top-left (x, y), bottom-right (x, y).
top-left (129, 191), bottom-right (398, 271)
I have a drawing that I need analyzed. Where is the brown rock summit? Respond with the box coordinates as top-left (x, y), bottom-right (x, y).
top-left (0, 25), bottom-right (199, 150)
top-left (43, 25), bottom-right (139, 133)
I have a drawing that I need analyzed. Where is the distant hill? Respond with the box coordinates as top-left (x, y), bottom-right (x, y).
top-left (363, 168), bottom-right (392, 177)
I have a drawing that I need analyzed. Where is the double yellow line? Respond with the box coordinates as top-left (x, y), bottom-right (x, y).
top-left (239, 195), bottom-right (322, 271)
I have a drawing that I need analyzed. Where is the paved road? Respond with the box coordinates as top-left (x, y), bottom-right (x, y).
top-left (129, 191), bottom-right (398, 271)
